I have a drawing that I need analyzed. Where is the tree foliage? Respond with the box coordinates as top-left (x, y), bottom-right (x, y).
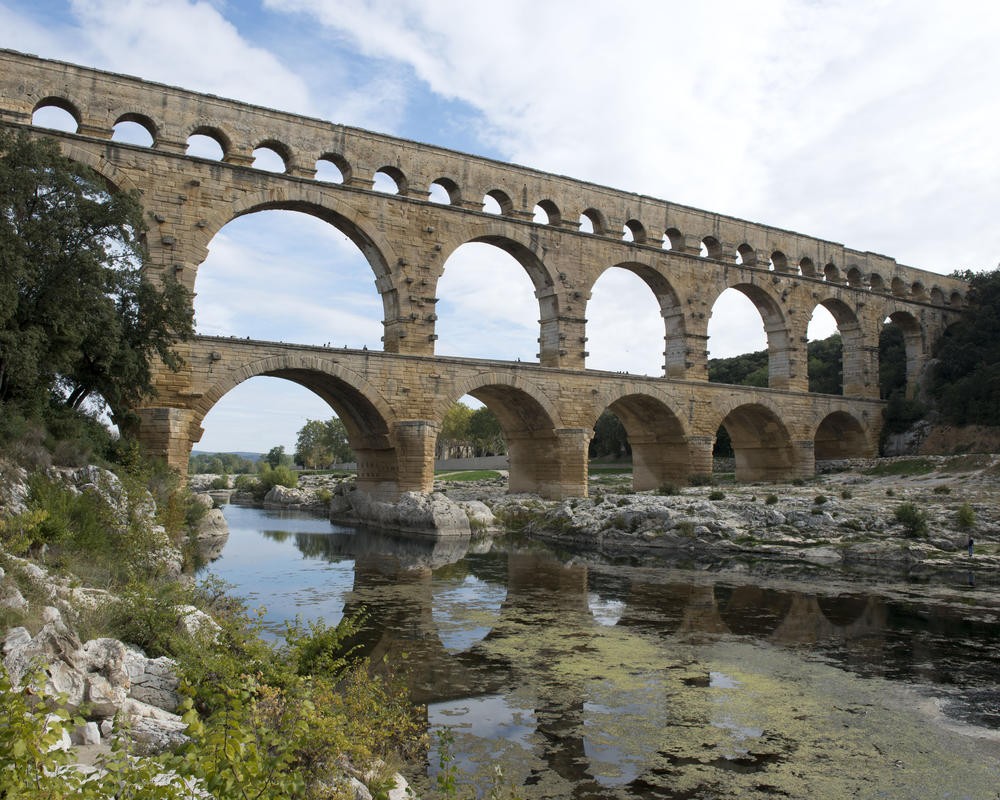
top-left (590, 411), bottom-right (631, 459)
top-left (189, 451), bottom-right (258, 474)
top-left (929, 267), bottom-right (1000, 425)
top-left (0, 130), bottom-right (193, 421)
top-left (294, 417), bottom-right (353, 468)
top-left (707, 334), bottom-right (844, 393)
top-left (436, 402), bottom-right (506, 458)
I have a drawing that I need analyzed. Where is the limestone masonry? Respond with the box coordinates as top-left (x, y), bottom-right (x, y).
top-left (0, 50), bottom-right (968, 498)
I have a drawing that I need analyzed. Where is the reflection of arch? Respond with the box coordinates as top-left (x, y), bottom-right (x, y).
top-left (714, 402), bottom-right (795, 481)
top-left (714, 585), bottom-right (793, 637)
top-left (598, 392), bottom-right (691, 489)
top-left (588, 262), bottom-right (686, 377)
top-left (437, 374), bottom-right (562, 496)
top-left (814, 411), bottom-right (870, 459)
top-left (817, 594), bottom-right (870, 627)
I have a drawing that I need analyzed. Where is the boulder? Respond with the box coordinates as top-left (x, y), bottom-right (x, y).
top-left (332, 487), bottom-right (472, 538)
top-left (457, 500), bottom-right (495, 530)
top-left (124, 649), bottom-right (181, 712)
top-left (175, 605), bottom-right (222, 641)
top-left (71, 721), bottom-right (102, 746)
top-left (86, 674), bottom-right (128, 717)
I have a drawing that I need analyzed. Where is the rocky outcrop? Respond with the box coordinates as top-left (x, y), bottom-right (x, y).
top-left (329, 482), bottom-right (473, 538)
top-left (2, 607), bottom-right (188, 754)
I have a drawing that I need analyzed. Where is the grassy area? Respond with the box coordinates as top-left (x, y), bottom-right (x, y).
top-left (434, 469), bottom-right (502, 481)
top-left (862, 458), bottom-right (936, 477)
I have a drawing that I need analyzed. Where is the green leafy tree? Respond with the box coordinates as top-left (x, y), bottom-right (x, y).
top-left (807, 334), bottom-right (843, 395)
top-left (438, 402), bottom-right (473, 458)
top-left (0, 130), bottom-right (193, 420)
top-left (264, 445), bottom-right (292, 469)
top-left (590, 410), bottom-right (631, 459)
top-left (468, 407), bottom-right (505, 456)
top-left (930, 267), bottom-right (1000, 425)
top-left (294, 417), bottom-right (353, 468)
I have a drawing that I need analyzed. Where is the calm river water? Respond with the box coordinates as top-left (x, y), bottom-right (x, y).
top-left (204, 504), bottom-right (1000, 799)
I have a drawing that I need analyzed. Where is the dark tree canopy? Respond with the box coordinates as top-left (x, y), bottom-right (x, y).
top-left (0, 130), bottom-right (193, 421)
top-left (294, 418), bottom-right (354, 468)
top-left (707, 334), bottom-right (843, 393)
top-left (589, 411), bottom-right (630, 459)
top-left (929, 267), bottom-right (1000, 425)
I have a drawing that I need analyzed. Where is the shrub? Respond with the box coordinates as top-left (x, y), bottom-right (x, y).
top-left (957, 503), bottom-right (976, 530)
top-left (708, 489), bottom-right (725, 501)
top-left (932, 485), bottom-right (951, 495)
top-left (765, 494), bottom-right (779, 505)
top-left (259, 464), bottom-right (297, 491)
top-left (886, 488), bottom-right (895, 497)
top-left (658, 482), bottom-right (680, 496)
top-left (688, 474), bottom-right (714, 487)
top-left (814, 494), bottom-right (828, 505)
top-left (233, 474), bottom-right (259, 493)
top-left (209, 474), bottom-right (230, 490)
top-left (840, 489), bottom-right (853, 500)
top-left (894, 502), bottom-right (928, 538)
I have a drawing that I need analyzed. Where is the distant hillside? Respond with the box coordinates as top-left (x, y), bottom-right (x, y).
top-left (191, 450), bottom-right (261, 462)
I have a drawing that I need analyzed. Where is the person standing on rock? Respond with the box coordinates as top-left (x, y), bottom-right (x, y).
top-left (968, 536), bottom-right (975, 556)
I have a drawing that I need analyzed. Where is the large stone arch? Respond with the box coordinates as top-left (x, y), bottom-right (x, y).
top-left (810, 297), bottom-right (864, 396)
top-left (709, 281), bottom-right (796, 390)
top-left (591, 389), bottom-right (692, 489)
top-left (882, 308), bottom-right (925, 399)
top-left (586, 261), bottom-right (688, 378)
top-left (434, 227), bottom-right (565, 365)
top-left (437, 371), bottom-right (572, 497)
top-left (189, 190), bottom-right (402, 345)
top-left (813, 410), bottom-right (872, 460)
top-left (194, 354), bottom-right (403, 497)
top-left (711, 400), bottom-right (798, 481)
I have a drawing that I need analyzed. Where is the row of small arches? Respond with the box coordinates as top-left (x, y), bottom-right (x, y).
top-left (31, 99), bottom-right (963, 308)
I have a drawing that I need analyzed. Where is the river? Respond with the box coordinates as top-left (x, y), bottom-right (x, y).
top-left (203, 504), bottom-right (1000, 799)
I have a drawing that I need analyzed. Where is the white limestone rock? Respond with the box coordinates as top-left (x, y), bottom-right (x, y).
top-left (124, 649), bottom-right (181, 712)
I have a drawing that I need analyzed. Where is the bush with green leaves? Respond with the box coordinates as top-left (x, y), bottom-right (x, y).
top-left (765, 494), bottom-right (779, 505)
top-left (708, 489), bottom-right (725, 501)
top-left (894, 502), bottom-right (929, 538)
top-left (957, 503), bottom-right (976, 530)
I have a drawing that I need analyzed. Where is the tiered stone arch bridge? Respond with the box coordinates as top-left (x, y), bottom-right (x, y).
top-left (0, 50), bottom-right (969, 498)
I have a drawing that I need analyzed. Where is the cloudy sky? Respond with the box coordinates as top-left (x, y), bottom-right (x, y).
top-left (4, 0), bottom-right (999, 454)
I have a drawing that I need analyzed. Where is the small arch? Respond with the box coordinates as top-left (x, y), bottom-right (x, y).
top-left (535, 199), bottom-right (561, 226)
top-left (799, 257), bottom-right (816, 278)
top-left (910, 281), bottom-right (926, 301)
top-left (623, 219), bottom-right (646, 244)
top-left (429, 177), bottom-right (460, 205)
top-left (112, 113), bottom-right (156, 146)
top-left (949, 291), bottom-right (964, 308)
top-left (815, 411), bottom-right (869, 460)
top-left (662, 227), bottom-right (682, 251)
top-left (483, 189), bottom-right (513, 215)
top-left (869, 272), bottom-right (886, 292)
top-left (580, 207), bottom-right (607, 235)
top-left (31, 97), bottom-right (80, 132)
top-left (532, 204), bottom-right (549, 224)
top-left (846, 266), bottom-right (864, 288)
top-left (186, 126), bottom-right (228, 160)
top-left (252, 144), bottom-right (288, 173)
top-left (880, 311), bottom-right (922, 400)
top-left (770, 250), bottom-right (789, 273)
top-left (823, 262), bottom-right (840, 283)
top-left (578, 214), bottom-right (595, 234)
top-left (315, 153), bottom-right (349, 183)
top-left (930, 288), bottom-right (945, 306)
top-left (701, 236), bottom-right (722, 259)
top-left (891, 276), bottom-right (907, 297)
top-left (736, 243), bottom-right (756, 266)
top-left (373, 166), bottom-right (406, 195)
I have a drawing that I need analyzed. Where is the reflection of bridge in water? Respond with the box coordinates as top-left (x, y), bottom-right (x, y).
top-left (279, 527), bottom-right (996, 794)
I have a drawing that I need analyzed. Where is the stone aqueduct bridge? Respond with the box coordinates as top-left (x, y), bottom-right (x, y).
top-left (0, 51), bottom-right (970, 498)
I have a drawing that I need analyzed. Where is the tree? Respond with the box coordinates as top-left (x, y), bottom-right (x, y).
top-left (0, 130), bottom-right (193, 420)
top-left (589, 411), bottom-right (630, 459)
top-left (468, 407), bottom-right (505, 456)
top-left (930, 267), bottom-right (1000, 425)
top-left (294, 418), bottom-right (353, 468)
top-left (264, 446), bottom-right (292, 469)
top-left (438, 403), bottom-right (473, 458)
